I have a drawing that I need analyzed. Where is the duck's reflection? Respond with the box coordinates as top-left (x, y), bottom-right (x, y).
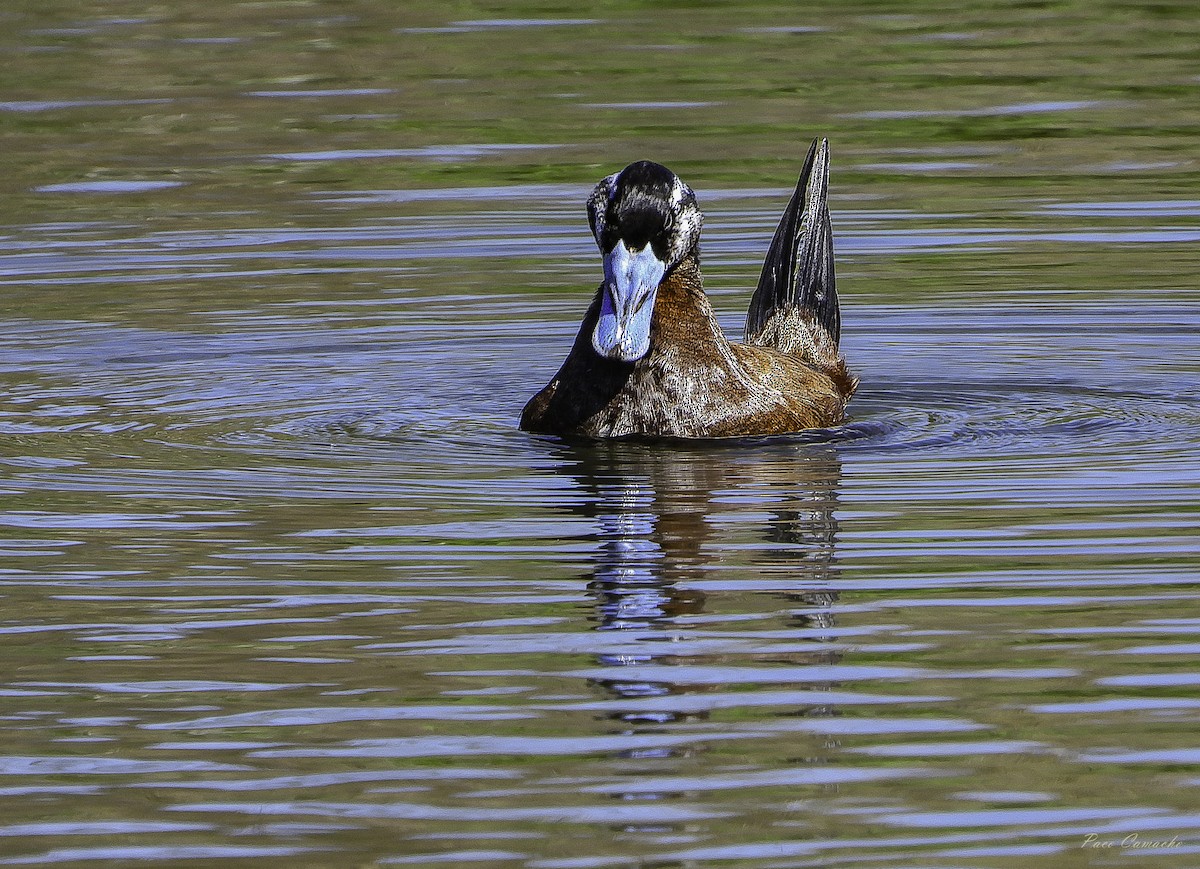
top-left (551, 438), bottom-right (844, 706)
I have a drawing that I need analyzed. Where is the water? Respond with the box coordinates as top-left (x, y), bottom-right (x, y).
top-left (3, 3), bottom-right (1200, 867)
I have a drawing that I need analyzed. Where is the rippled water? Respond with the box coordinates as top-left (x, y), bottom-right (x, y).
top-left (4, 3), bottom-right (1200, 868)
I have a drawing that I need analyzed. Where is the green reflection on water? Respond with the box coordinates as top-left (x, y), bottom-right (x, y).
top-left (3, 0), bottom-right (1200, 214)
top-left (2, 2), bottom-right (1200, 867)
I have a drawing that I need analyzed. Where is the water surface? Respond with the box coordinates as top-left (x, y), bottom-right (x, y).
top-left (2, 2), bottom-right (1200, 867)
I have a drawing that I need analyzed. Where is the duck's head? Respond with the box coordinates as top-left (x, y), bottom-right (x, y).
top-left (586, 161), bottom-right (703, 361)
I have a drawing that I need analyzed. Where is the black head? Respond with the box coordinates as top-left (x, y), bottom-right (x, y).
top-left (581, 162), bottom-right (703, 362)
top-left (586, 160), bottom-right (702, 270)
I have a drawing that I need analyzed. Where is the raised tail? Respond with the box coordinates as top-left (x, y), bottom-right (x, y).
top-left (744, 138), bottom-right (840, 349)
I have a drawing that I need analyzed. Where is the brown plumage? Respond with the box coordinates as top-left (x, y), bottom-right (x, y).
top-left (521, 139), bottom-right (856, 439)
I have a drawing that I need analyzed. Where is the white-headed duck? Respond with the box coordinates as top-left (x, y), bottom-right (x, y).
top-left (521, 138), bottom-right (855, 439)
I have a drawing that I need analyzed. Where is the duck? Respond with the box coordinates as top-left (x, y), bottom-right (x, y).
top-left (520, 138), bottom-right (856, 439)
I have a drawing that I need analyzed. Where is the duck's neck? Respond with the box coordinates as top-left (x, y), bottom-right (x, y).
top-left (649, 250), bottom-right (726, 352)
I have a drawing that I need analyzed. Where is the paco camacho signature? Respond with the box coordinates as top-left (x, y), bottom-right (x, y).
top-left (1082, 833), bottom-right (1182, 850)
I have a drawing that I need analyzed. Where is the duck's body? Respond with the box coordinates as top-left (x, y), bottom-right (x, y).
top-left (521, 139), bottom-right (855, 439)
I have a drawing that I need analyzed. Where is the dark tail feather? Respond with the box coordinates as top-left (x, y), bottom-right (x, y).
top-left (744, 138), bottom-right (839, 346)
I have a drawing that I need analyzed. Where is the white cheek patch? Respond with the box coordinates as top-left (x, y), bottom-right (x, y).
top-left (587, 172), bottom-right (620, 246)
top-left (668, 175), bottom-right (691, 208)
top-left (669, 203), bottom-right (702, 267)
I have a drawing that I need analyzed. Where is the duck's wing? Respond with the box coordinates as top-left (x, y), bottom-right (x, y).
top-left (744, 138), bottom-right (839, 347)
